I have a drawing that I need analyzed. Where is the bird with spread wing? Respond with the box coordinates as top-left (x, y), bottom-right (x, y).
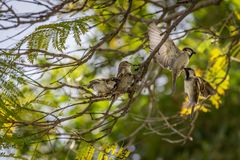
top-left (148, 22), bottom-right (196, 93)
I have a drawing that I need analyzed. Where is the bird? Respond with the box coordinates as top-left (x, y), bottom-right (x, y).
top-left (183, 68), bottom-right (216, 117)
top-left (117, 61), bottom-right (133, 77)
top-left (87, 78), bottom-right (118, 96)
top-left (115, 61), bottom-right (135, 93)
top-left (87, 61), bottom-right (134, 97)
top-left (104, 61), bottom-right (135, 115)
top-left (148, 22), bottom-right (196, 93)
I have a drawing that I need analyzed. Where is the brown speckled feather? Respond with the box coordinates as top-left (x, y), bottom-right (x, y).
top-left (148, 23), bottom-right (180, 69)
top-left (197, 77), bottom-right (216, 98)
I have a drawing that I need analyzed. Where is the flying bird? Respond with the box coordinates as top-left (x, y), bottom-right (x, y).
top-left (148, 22), bottom-right (196, 93)
top-left (184, 68), bottom-right (216, 117)
top-left (87, 78), bottom-right (118, 96)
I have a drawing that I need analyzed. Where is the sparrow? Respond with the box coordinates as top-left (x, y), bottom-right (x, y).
top-left (104, 61), bottom-right (135, 115)
top-left (115, 61), bottom-right (135, 93)
top-left (87, 78), bottom-right (118, 96)
top-left (117, 61), bottom-right (133, 77)
top-left (184, 68), bottom-right (216, 116)
top-left (148, 22), bottom-right (196, 93)
top-left (116, 73), bottom-right (134, 93)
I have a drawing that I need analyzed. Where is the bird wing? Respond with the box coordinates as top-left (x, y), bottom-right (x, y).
top-left (197, 77), bottom-right (216, 98)
top-left (191, 78), bottom-right (200, 104)
top-left (148, 22), bottom-right (180, 69)
top-left (87, 79), bottom-right (104, 89)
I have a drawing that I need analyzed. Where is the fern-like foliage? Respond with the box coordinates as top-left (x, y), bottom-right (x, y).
top-left (0, 52), bottom-right (25, 120)
top-left (14, 17), bottom-right (90, 63)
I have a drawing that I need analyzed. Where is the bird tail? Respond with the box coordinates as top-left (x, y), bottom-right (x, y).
top-left (171, 71), bottom-right (178, 94)
top-left (188, 102), bottom-right (196, 119)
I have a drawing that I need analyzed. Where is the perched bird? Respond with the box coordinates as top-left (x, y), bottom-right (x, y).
top-left (104, 61), bottom-right (135, 115)
top-left (148, 22), bottom-right (196, 93)
top-left (116, 73), bottom-right (134, 93)
top-left (88, 61), bottom-right (134, 97)
top-left (87, 78), bottom-right (118, 96)
top-left (108, 61), bottom-right (135, 98)
top-left (115, 61), bottom-right (134, 93)
top-left (117, 61), bottom-right (133, 77)
top-left (184, 68), bottom-right (216, 116)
